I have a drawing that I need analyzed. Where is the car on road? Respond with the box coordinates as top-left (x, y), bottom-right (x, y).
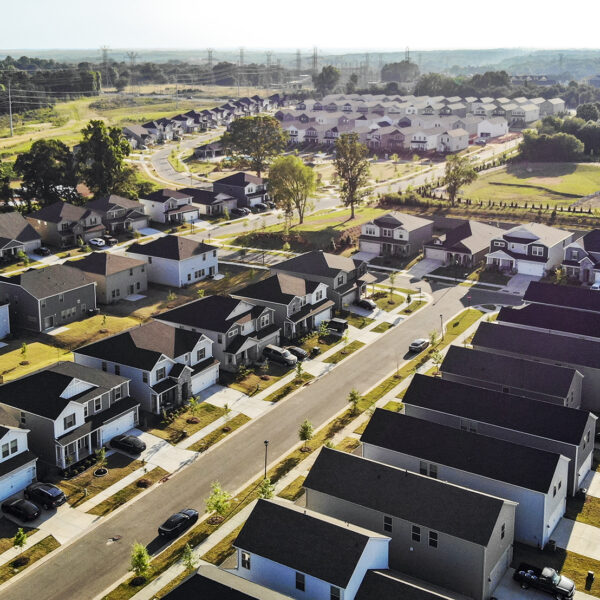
top-left (356, 298), bottom-right (377, 311)
top-left (231, 207), bottom-right (251, 218)
top-left (158, 508), bottom-right (199, 539)
top-left (475, 138), bottom-right (487, 145)
top-left (591, 282), bottom-right (600, 291)
top-left (34, 246), bottom-right (52, 256)
top-left (24, 482), bottom-right (66, 509)
top-left (110, 434), bottom-right (147, 454)
top-left (514, 563), bottom-right (575, 599)
top-left (409, 338), bottom-right (429, 353)
top-left (89, 238), bottom-right (106, 248)
top-left (263, 344), bottom-right (298, 366)
top-left (286, 346), bottom-right (309, 361)
top-left (101, 235), bottom-right (118, 246)
top-left (253, 202), bottom-right (269, 213)
top-left (2, 498), bottom-right (41, 522)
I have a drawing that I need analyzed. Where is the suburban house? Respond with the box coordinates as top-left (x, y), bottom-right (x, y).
top-left (0, 304), bottom-right (9, 340)
top-left (272, 251), bottom-right (376, 308)
top-left (540, 98), bottom-right (566, 115)
top-left (26, 202), bottom-right (106, 248)
top-left (362, 410), bottom-right (569, 548)
top-left (68, 252), bottom-right (147, 304)
top-left (233, 499), bottom-right (390, 600)
top-left (213, 173), bottom-right (269, 208)
top-left (477, 118), bottom-right (509, 139)
top-left (359, 212), bottom-right (434, 258)
top-left (193, 141), bottom-right (224, 159)
top-left (485, 223), bottom-right (573, 276)
top-left (0, 264), bottom-right (96, 331)
top-left (156, 295), bottom-right (279, 372)
top-left (404, 374), bottom-right (595, 495)
top-left (139, 189), bottom-right (199, 225)
top-left (85, 195), bottom-right (149, 234)
top-left (305, 448), bottom-right (516, 600)
top-left (472, 321), bottom-right (600, 412)
top-left (141, 119), bottom-right (173, 142)
top-left (562, 230), bottom-right (600, 283)
top-left (178, 187), bottom-right (238, 217)
top-left (125, 235), bottom-right (218, 288)
top-left (231, 274), bottom-right (334, 340)
top-left (74, 321), bottom-right (219, 414)
top-left (0, 361), bottom-right (137, 469)
top-left (0, 416), bottom-right (37, 502)
top-left (436, 129), bottom-right (469, 152)
top-left (424, 220), bottom-right (504, 267)
top-left (0, 211), bottom-right (41, 257)
top-left (440, 346), bottom-right (583, 408)
top-left (122, 125), bottom-right (156, 149)
top-left (523, 280), bottom-right (600, 314)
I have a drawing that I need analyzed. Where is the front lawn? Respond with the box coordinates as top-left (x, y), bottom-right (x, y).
top-left (0, 535), bottom-right (60, 584)
top-left (372, 291), bottom-right (405, 312)
top-left (0, 342), bottom-right (72, 383)
top-left (565, 494), bottom-right (600, 529)
top-left (336, 310), bottom-right (375, 330)
top-left (201, 524), bottom-right (243, 566)
top-left (467, 266), bottom-right (511, 286)
top-left (334, 436), bottom-right (361, 453)
top-left (261, 373), bottom-right (314, 403)
top-left (323, 341), bottom-right (365, 364)
top-left (400, 299), bottom-right (426, 315)
top-left (0, 519), bottom-right (37, 554)
top-left (187, 414), bottom-right (250, 452)
top-left (277, 476), bottom-right (306, 502)
top-left (145, 403), bottom-right (226, 443)
top-left (371, 321), bottom-right (393, 333)
top-left (298, 332), bottom-right (340, 355)
top-left (52, 315), bottom-right (140, 349)
top-left (383, 400), bottom-right (404, 412)
top-left (219, 362), bottom-right (292, 396)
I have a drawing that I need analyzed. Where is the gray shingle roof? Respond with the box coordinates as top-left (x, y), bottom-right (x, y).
top-left (273, 250), bottom-right (364, 278)
top-left (427, 220), bottom-right (503, 254)
top-left (234, 273), bottom-right (319, 305)
top-left (524, 281), bottom-right (600, 314)
top-left (371, 212), bottom-right (432, 232)
top-left (143, 189), bottom-right (192, 203)
top-left (356, 571), bottom-right (454, 600)
top-left (214, 172), bottom-right (263, 187)
top-left (85, 195), bottom-right (144, 213)
top-left (127, 235), bottom-right (216, 261)
top-left (0, 212), bottom-right (40, 244)
top-left (68, 252), bottom-right (146, 277)
top-left (27, 202), bottom-right (98, 224)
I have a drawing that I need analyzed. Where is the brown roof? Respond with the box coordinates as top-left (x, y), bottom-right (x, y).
top-left (28, 202), bottom-right (99, 224)
top-left (68, 252), bottom-right (146, 276)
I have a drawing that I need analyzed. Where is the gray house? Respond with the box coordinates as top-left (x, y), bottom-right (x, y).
top-left (355, 570), bottom-right (459, 600)
top-left (84, 195), bottom-right (149, 234)
top-left (213, 173), bottom-right (268, 208)
top-left (523, 280), bottom-right (600, 314)
top-left (562, 229), bottom-right (600, 284)
top-left (305, 448), bottom-right (516, 600)
top-left (0, 212), bottom-right (41, 258)
top-left (440, 346), bottom-right (583, 408)
top-left (362, 410), bottom-right (569, 548)
top-left (0, 264), bottom-right (97, 332)
top-left (68, 252), bottom-right (147, 304)
top-left (404, 374), bottom-right (596, 495)
top-left (177, 187), bottom-right (238, 217)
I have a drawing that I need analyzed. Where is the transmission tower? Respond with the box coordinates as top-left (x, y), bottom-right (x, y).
top-left (265, 51), bottom-right (273, 88)
top-left (238, 47), bottom-right (245, 89)
top-left (126, 51), bottom-right (138, 93)
top-left (312, 47), bottom-right (318, 75)
top-left (206, 48), bottom-right (215, 84)
top-left (100, 46), bottom-right (111, 89)
top-left (296, 49), bottom-right (302, 77)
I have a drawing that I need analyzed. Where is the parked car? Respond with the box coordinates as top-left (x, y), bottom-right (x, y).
top-left (34, 246), bottom-right (51, 256)
top-left (263, 344), bottom-right (298, 366)
top-left (2, 498), bottom-right (41, 522)
top-left (591, 282), bottom-right (600, 291)
top-left (24, 482), bottom-right (66, 510)
top-left (356, 298), bottom-right (377, 311)
top-left (514, 563), bottom-right (575, 599)
top-left (231, 207), bottom-right (250, 218)
top-left (266, 201), bottom-right (276, 209)
top-left (101, 235), bottom-right (118, 246)
top-left (110, 434), bottom-right (147, 454)
top-left (253, 202), bottom-right (268, 213)
top-left (327, 318), bottom-right (349, 334)
top-left (475, 138), bottom-right (487, 145)
top-left (409, 338), bottom-right (429, 353)
top-left (158, 508), bottom-right (199, 539)
top-left (89, 238), bottom-right (106, 248)
top-left (286, 346), bottom-right (308, 361)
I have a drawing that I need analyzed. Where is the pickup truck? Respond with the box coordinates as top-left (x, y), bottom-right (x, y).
top-left (513, 563), bottom-right (575, 599)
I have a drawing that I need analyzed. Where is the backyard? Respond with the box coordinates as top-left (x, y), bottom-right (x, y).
top-left (0, 342), bottom-right (72, 383)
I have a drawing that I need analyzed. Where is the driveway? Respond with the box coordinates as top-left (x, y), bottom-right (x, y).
top-left (552, 518), bottom-right (600, 561)
top-left (407, 258), bottom-right (442, 280)
top-left (494, 569), bottom-right (562, 600)
top-left (504, 274), bottom-right (540, 295)
top-left (581, 469), bottom-right (600, 499)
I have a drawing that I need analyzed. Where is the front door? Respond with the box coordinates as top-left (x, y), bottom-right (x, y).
top-left (43, 315), bottom-right (54, 329)
top-left (128, 285), bottom-right (134, 294)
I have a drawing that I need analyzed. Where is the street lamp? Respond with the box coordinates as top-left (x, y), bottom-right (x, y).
top-left (440, 314), bottom-right (444, 340)
top-left (264, 440), bottom-right (269, 479)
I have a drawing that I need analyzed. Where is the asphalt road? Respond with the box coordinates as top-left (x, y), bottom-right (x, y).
top-left (0, 282), bottom-right (520, 600)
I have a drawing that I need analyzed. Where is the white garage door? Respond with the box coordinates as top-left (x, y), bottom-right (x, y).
top-left (101, 411), bottom-right (135, 445)
top-left (0, 464), bottom-right (36, 502)
top-left (578, 453), bottom-right (593, 488)
top-left (192, 367), bottom-right (218, 394)
top-left (314, 308), bottom-right (332, 328)
top-left (425, 247), bottom-right (446, 261)
top-left (359, 240), bottom-right (381, 255)
top-left (518, 261), bottom-right (544, 276)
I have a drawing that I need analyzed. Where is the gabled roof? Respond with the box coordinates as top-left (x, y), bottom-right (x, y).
top-left (233, 273), bottom-right (319, 305)
top-left (305, 448), bottom-right (506, 545)
top-left (214, 172), bottom-right (263, 187)
top-left (0, 212), bottom-right (40, 244)
top-left (272, 250), bottom-right (364, 278)
top-left (143, 189), bottom-right (191, 203)
top-left (127, 235), bottom-right (216, 261)
top-left (177, 187), bottom-right (234, 206)
top-left (574, 229), bottom-right (600, 254)
top-left (68, 252), bottom-right (146, 277)
top-left (0, 264), bottom-right (94, 299)
top-left (524, 281), bottom-right (600, 314)
top-left (85, 195), bottom-right (144, 213)
top-left (356, 571), bottom-right (455, 600)
top-left (502, 222), bottom-right (571, 247)
top-left (404, 374), bottom-right (592, 446)
top-left (28, 201), bottom-right (98, 224)
top-left (234, 499), bottom-right (384, 588)
top-left (361, 410), bottom-right (562, 493)
top-left (440, 346), bottom-right (578, 398)
top-left (428, 220), bottom-right (503, 254)
top-left (371, 212), bottom-right (432, 232)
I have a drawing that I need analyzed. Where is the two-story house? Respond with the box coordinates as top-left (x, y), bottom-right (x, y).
top-left (562, 229), bottom-right (600, 284)
top-left (125, 235), bottom-right (218, 288)
top-left (0, 264), bottom-right (97, 331)
top-left (485, 222), bottom-right (573, 277)
top-left (74, 321), bottom-right (219, 414)
top-left (524, 280), bottom-right (600, 314)
top-left (141, 119), bottom-right (174, 142)
top-left (271, 250), bottom-right (376, 308)
top-left (362, 410), bottom-right (569, 548)
top-left (26, 202), bottom-right (106, 248)
top-left (436, 128), bottom-right (469, 152)
top-left (231, 274), bottom-right (334, 340)
top-left (68, 252), bottom-right (147, 304)
top-left (85, 195), bottom-right (149, 234)
top-left (139, 190), bottom-right (199, 225)
top-left (359, 212), bottom-right (434, 258)
top-left (305, 448), bottom-right (516, 600)
top-left (213, 173), bottom-right (268, 208)
top-left (0, 211), bottom-right (41, 258)
top-left (156, 295), bottom-right (279, 372)
top-left (177, 187), bottom-right (238, 217)
top-left (0, 361), bottom-right (137, 469)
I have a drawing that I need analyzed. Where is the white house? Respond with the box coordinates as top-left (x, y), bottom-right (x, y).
top-left (437, 129), bottom-right (469, 153)
top-left (409, 129), bottom-right (440, 151)
top-left (0, 424), bottom-right (37, 502)
top-left (477, 118), bottom-right (509, 139)
top-left (139, 189), bottom-right (199, 225)
top-left (125, 235), bottom-right (218, 288)
top-left (0, 303), bottom-right (10, 340)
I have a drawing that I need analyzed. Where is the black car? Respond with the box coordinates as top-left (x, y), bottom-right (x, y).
top-left (158, 509), bottom-right (199, 538)
top-left (253, 202), bottom-right (268, 213)
top-left (286, 346), bottom-right (309, 361)
top-left (102, 235), bottom-right (118, 246)
top-left (231, 207), bottom-right (250, 218)
top-left (34, 246), bottom-right (51, 256)
top-left (110, 434), bottom-right (146, 454)
top-left (24, 482), bottom-right (66, 509)
top-left (2, 498), bottom-right (41, 522)
top-left (356, 298), bottom-right (377, 311)
top-left (266, 201), bottom-right (276, 209)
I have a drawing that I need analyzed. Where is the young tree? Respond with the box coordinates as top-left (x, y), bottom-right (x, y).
top-left (348, 388), bottom-right (361, 414)
top-left (130, 543), bottom-right (151, 579)
top-left (220, 116), bottom-right (287, 178)
top-left (334, 133), bottom-right (370, 219)
top-left (187, 396), bottom-right (201, 417)
top-left (313, 66), bottom-right (341, 96)
top-left (196, 288), bottom-right (205, 299)
top-left (260, 358), bottom-right (270, 378)
top-left (429, 330), bottom-right (439, 347)
top-left (318, 321), bottom-right (329, 341)
top-left (20, 342), bottom-right (27, 359)
top-left (298, 419), bottom-right (314, 450)
top-left (431, 350), bottom-right (443, 375)
top-left (95, 447), bottom-right (107, 471)
top-left (258, 477), bottom-right (275, 499)
top-left (181, 543), bottom-right (197, 571)
top-left (13, 528), bottom-right (27, 551)
top-left (295, 361), bottom-right (304, 380)
top-left (223, 403), bottom-right (231, 425)
top-left (388, 271), bottom-right (396, 299)
top-left (205, 481), bottom-right (231, 520)
top-left (268, 155), bottom-right (316, 224)
top-left (444, 154), bottom-right (478, 206)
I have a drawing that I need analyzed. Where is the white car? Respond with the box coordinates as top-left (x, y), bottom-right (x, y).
top-left (591, 282), bottom-right (600, 291)
top-left (89, 238), bottom-right (106, 248)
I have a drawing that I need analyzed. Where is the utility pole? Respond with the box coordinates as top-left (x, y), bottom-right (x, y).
top-left (364, 53), bottom-right (370, 85)
top-left (312, 47), bottom-right (318, 76)
top-left (100, 46), bottom-right (111, 89)
top-left (8, 81), bottom-right (13, 137)
top-left (296, 49), bottom-right (301, 78)
top-left (126, 51), bottom-right (138, 94)
top-left (238, 47), bottom-right (245, 90)
top-left (405, 46), bottom-right (410, 63)
top-left (266, 51), bottom-right (273, 89)
top-left (174, 67), bottom-right (179, 110)
top-left (207, 48), bottom-right (214, 71)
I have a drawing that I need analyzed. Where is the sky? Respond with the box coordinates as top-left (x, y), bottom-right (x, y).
top-left (2, 0), bottom-right (600, 51)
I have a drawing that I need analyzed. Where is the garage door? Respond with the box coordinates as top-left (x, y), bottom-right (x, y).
top-left (192, 367), bottom-right (218, 394)
top-left (578, 453), bottom-right (593, 488)
top-left (359, 241), bottom-right (381, 255)
top-left (425, 247), bottom-right (446, 261)
top-left (314, 308), bottom-right (331, 328)
top-left (101, 411), bottom-right (135, 445)
top-left (518, 261), bottom-right (544, 276)
top-left (0, 464), bottom-right (36, 502)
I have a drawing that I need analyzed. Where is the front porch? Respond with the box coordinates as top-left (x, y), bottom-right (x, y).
top-left (56, 430), bottom-right (101, 470)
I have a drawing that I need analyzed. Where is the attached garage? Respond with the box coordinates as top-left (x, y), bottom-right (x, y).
top-left (314, 308), bottom-right (331, 328)
top-left (424, 247), bottom-right (446, 261)
top-left (517, 261), bottom-right (545, 276)
top-left (191, 365), bottom-right (219, 395)
top-left (100, 410), bottom-right (136, 445)
top-left (359, 240), bottom-right (382, 255)
top-left (0, 457), bottom-right (37, 502)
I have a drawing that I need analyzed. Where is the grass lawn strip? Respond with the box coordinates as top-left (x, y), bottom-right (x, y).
top-left (261, 373), bottom-right (314, 403)
top-left (382, 400), bottom-right (404, 412)
top-left (87, 467), bottom-right (169, 516)
top-left (277, 476), bottom-right (307, 502)
top-left (565, 494), bottom-right (600, 529)
top-left (219, 362), bottom-right (292, 396)
top-left (324, 341), bottom-right (365, 364)
top-left (334, 437), bottom-right (361, 453)
top-left (52, 315), bottom-right (140, 349)
top-left (0, 535), bottom-right (60, 584)
top-left (0, 520), bottom-right (36, 554)
top-left (371, 321), bottom-right (393, 333)
top-left (187, 414), bottom-right (251, 452)
top-left (400, 300), bottom-right (426, 315)
top-left (200, 524), bottom-right (244, 565)
top-left (145, 404), bottom-right (226, 443)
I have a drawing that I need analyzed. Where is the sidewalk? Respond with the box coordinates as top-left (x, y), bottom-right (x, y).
top-left (0, 529), bottom-right (48, 568)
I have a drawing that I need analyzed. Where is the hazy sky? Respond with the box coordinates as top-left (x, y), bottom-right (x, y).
top-left (2, 0), bottom-right (599, 50)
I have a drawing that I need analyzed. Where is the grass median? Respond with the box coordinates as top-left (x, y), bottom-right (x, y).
top-left (187, 414), bottom-right (251, 452)
top-left (0, 536), bottom-right (60, 584)
top-left (261, 373), bottom-right (314, 403)
top-left (324, 341), bottom-right (365, 364)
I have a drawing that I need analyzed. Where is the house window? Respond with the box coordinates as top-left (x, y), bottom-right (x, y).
top-left (114, 365), bottom-right (120, 375)
top-left (63, 414), bottom-right (76, 430)
top-left (213, 250), bottom-right (217, 257)
top-left (115, 387), bottom-right (122, 400)
top-left (330, 586), bottom-right (341, 600)
top-left (316, 290), bottom-right (323, 301)
top-left (429, 531), bottom-right (438, 548)
top-left (383, 515), bottom-right (393, 532)
top-left (84, 403), bottom-right (89, 418)
top-left (129, 269), bottom-right (133, 276)
top-left (187, 273), bottom-right (192, 282)
top-left (94, 397), bottom-right (102, 412)
top-left (228, 329), bottom-right (237, 338)
top-left (419, 461), bottom-right (427, 475)
top-left (9, 439), bottom-right (17, 454)
top-left (143, 372), bottom-right (149, 383)
top-left (260, 315), bottom-right (270, 327)
top-left (558, 481), bottom-right (562, 490)
top-left (102, 361), bottom-right (107, 372)
top-left (197, 348), bottom-right (206, 361)
top-left (148, 257), bottom-right (153, 264)
top-left (412, 525), bottom-right (421, 542)
top-left (531, 246), bottom-right (544, 257)
top-left (429, 464), bottom-right (438, 479)
top-left (218, 335), bottom-right (223, 344)
top-left (365, 226), bottom-right (376, 236)
top-left (20, 412), bottom-right (26, 425)
top-left (1, 444), bottom-right (8, 458)
top-left (493, 241), bottom-right (503, 247)
top-left (296, 572), bottom-right (305, 591)
top-left (382, 229), bottom-right (392, 237)
top-left (41, 299), bottom-right (46, 308)
top-left (337, 275), bottom-right (344, 286)
top-left (156, 367), bottom-right (166, 380)
top-left (59, 294), bottom-right (64, 303)
top-left (241, 551), bottom-right (251, 569)
top-left (501, 523), bottom-right (506, 539)
top-left (141, 266), bottom-right (145, 272)
top-left (553, 485), bottom-right (557, 497)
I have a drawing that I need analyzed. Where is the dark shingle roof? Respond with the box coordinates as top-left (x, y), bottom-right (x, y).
top-left (234, 273), bottom-right (319, 305)
top-left (361, 410), bottom-right (562, 493)
top-left (27, 202), bottom-right (96, 223)
top-left (85, 195), bottom-right (144, 212)
top-left (523, 281), bottom-right (600, 314)
top-left (162, 574), bottom-right (256, 600)
top-left (235, 499), bottom-right (376, 588)
top-left (404, 375), bottom-right (592, 446)
top-left (440, 346), bottom-right (578, 398)
top-left (472, 321), bottom-right (600, 369)
top-left (127, 235), bottom-right (216, 261)
top-left (305, 448), bottom-right (505, 545)
top-left (273, 250), bottom-right (364, 278)
top-left (576, 229), bottom-right (600, 254)
top-left (0, 212), bottom-right (40, 243)
top-left (356, 571), bottom-right (454, 600)
top-left (68, 252), bottom-right (146, 277)
top-left (434, 220), bottom-right (503, 254)
top-left (143, 189), bottom-right (191, 203)
top-left (215, 172), bottom-right (263, 187)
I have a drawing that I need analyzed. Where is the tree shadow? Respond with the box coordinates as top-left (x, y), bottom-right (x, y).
top-left (505, 162), bottom-right (578, 179)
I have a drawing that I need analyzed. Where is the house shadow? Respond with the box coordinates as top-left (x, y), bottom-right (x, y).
top-left (146, 536), bottom-right (170, 556)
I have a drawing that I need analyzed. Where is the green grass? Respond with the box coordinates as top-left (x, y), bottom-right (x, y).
top-left (261, 373), bottom-right (314, 403)
top-left (298, 332), bottom-right (340, 355)
top-left (0, 342), bottom-right (72, 383)
top-left (219, 362), bottom-right (292, 396)
top-left (383, 400), bottom-right (404, 412)
top-left (200, 525), bottom-right (243, 566)
top-left (372, 291), bottom-right (405, 312)
top-left (187, 414), bottom-right (251, 452)
top-left (371, 321), bottom-right (393, 333)
top-left (334, 436), bottom-right (361, 453)
top-left (565, 494), bottom-right (600, 529)
top-left (277, 476), bottom-right (306, 502)
top-left (52, 315), bottom-right (140, 349)
top-left (323, 341), bottom-right (365, 364)
top-left (400, 299), bottom-right (426, 315)
top-left (0, 520), bottom-right (37, 554)
top-left (336, 310), bottom-right (375, 329)
top-left (0, 536), bottom-right (60, 584)
top-left (146, 404), bottom-right (226, 444)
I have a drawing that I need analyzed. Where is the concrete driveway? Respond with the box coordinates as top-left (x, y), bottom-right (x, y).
top-left (504, 274), bottom-right (540, 295)
top-left (493, 569), bottom-right (560, 600)
top-left (408, 258), bottom-right (442, 280)
top-left (552, 518), bottom-right (600, 561)
top-left (581, 469), bottom-right (600, 499)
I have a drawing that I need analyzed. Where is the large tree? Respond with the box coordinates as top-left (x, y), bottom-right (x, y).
top-left (221, 115), bottom-right (287, 178)
top-left (443, 154), bottom-right (478, 206)
top-left (333, 133), bottom-right (370, 219)
top-left (268, 155), bottom-right (316, 224)
top-left (14, 139), bottom-right (77, 209)
top-left (313, 66), bottom-right (341, 96)
top-left (76, 120), bottom-right (131, 196)
top-left (576, 103), bottom-right (600, 123)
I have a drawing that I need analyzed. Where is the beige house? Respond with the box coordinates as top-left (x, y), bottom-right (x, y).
top-left (437, 129), bottom-right (469, 152)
